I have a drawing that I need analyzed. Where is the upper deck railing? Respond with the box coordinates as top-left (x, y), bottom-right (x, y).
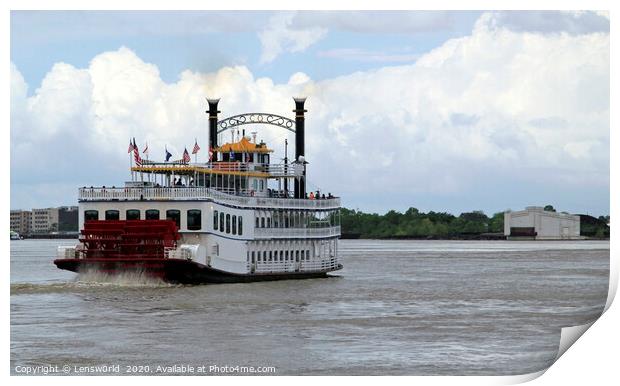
top-left (134, 161), bottom-right (304, 178)
top-left (78, 186), bottom-right (340, 210)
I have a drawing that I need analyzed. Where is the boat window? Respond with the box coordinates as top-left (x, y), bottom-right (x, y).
top-left (232, 215), bottom-right (237, 235)
top-left (251, 251), bottom-right (255, 263)
top-left (238, 216), bottom-right (243, 235)
top-left (166, 210), bottom-right (181, 228)
top-left (84, 210), bottom-right (99, 221)
top-left (226, 214), bottom-right (231, 234)
top-left (259, 180), bottom-right (264, 191)
top-left (105, 210), bottom-right (120, 221)
top-left (267, 217), bottom-right (271, 228)
top-left (220, 212), bottom-right (224, 231)
top-left (255, 216), bottom-right (260, 228)
top-left (213, 210), bottom-right (219, 230)
top-left (126, 209), bottom-right (140, 220)
top-left (187, 209), bottom-right (202, 230)
top-left (301, 250), bottom-right (305, 260)
top-left (145, 209), bottom-right (160, 220)
top-left (261, 217), bottom-right (265, 228)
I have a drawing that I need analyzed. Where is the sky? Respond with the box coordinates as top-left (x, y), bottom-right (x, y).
top-left (10, 10), bottom-right (610, 216)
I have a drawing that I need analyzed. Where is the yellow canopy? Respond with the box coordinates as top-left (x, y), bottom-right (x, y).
top-left (215, 137), bottom-right (273, 153)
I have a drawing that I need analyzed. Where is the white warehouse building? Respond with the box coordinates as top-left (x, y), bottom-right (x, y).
top-left (504, 207), bottom-right (581, 240)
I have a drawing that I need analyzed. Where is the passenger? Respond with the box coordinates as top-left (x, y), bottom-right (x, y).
top-left (321, 194), bottom-right (326, 199)
top-left (315, 190), bottom-right (320, 199)
top-left (309, 191), bottom-right (315, 200)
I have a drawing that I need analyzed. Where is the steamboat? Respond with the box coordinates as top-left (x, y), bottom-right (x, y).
top-left (54, 98), bottom-right (342, 283)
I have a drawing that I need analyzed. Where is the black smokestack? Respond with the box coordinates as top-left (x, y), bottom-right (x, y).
top-left (293, 97), bottom-right (306, 199)
top-left (207, 98), bottom-right (220, 151)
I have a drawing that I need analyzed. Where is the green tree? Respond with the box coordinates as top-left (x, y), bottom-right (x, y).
top-left (488, 212), bottom-right (504, 233)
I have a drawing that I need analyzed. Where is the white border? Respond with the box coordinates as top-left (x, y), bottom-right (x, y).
top-left (4, 1), bottom-right (616, 385)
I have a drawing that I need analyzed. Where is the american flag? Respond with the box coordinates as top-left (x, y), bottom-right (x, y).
top-left (133, 138), bottom-right (142, 166)
top-left (127, 139), bottom-right (134, 153)
top-left (192, 139), bottom-right (200, 154)
top-left (142, 142), bottom-right (149, 155)
top-left (208, 147), bottom-right (214, 161)
top-left (182, 148), bottom-right (191, 163)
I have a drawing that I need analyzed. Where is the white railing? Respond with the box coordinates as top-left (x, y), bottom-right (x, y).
top-left (254, 226), bottom-right (341, 239)
top-left (136, 161), bottom-right (304, 177)
top-left (206, 188), bottom-right (341, 209)
top-left (78, 187), bottom-right (341, 210)
top-left (253, 257), bottom-right (340, 274)
top-left (57, 245), bottom-right (79, 259)
top-left (79, 187), bottom-right (212, 201)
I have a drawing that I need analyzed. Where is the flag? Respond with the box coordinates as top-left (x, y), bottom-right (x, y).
top-left (143, 142), bottom-right (149, 155)
top-left (165, 146), bottom-right (172, 162)
top-left (182, 148), bottom-right (190, 163)
top-left (192, 139), bottom-right (200, 154)
top-left (208, 147), bottom-right (214, 161)
top-left (134, 149), bottom-right (142, 167)
top-left (127, 139), bottom-right (133, 153)
top-left (133, 139), bottom-right (142, 167)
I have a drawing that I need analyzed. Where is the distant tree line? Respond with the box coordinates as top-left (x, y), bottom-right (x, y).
top-left (340, 207), bottom-right (610, 239)
top-left (580, 214), bottom-right (610, 238)
top-left (340, 207), bottom-right (504, 239)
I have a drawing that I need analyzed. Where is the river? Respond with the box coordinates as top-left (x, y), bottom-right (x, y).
top-left (10, 239), bottom-right (609, 375)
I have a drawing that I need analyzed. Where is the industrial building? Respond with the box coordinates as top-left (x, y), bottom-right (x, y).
top-left (504, 206), bottom-right (581, 240)
top-left (10, 210), bottom-right (31, 235)
top-left (31, 208), bottom-right (59, 233)
top-left (10, 206), bottom-right (79, 236)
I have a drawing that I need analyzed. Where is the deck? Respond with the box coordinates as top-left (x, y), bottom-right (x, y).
top-left (78, 187), bottom-right (341, 210)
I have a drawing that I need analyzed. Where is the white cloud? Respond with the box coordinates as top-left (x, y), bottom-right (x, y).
top-left (11, 13), bottom-right (609, 213)
top-left (258, 12), bottom-right (328, 64)
top-left (476, 10), bottom-right (609, 35)
top-left (317, 48), bottom-right (421, 63)
top-left (293, 11), bottom-right (454, 34)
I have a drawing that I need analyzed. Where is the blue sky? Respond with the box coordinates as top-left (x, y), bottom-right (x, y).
top-left (11, 11), bottom-right (482, 88)
top-left (10, 10), bottom-right (610, 216)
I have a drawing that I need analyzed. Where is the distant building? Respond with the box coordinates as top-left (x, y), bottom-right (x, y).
top-left (58, 206), bottom-right (79, 232)
top-left (31, 207), bottom-right (59, 234)
top-left (10, 210), bottom-right (31, 235)
top-left (504, 207), bottom-right (581, 240)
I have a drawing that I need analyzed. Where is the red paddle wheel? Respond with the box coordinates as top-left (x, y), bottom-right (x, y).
top-left (79, 220), bottom-right (180, 259)
top-left (55, 220), bottom-right (181, 279)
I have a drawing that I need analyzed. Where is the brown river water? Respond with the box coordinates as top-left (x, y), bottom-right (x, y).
top-left (10, 239), bottom-right (609, 375)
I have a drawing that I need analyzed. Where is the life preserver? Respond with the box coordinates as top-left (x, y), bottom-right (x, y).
top-left (250, 190), bottom-right (255, 197)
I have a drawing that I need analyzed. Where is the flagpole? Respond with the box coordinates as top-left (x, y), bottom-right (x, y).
top-left (129, 152), bottom-right (133, 181)
top-left (145, 142), bottom-right (149, 183)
